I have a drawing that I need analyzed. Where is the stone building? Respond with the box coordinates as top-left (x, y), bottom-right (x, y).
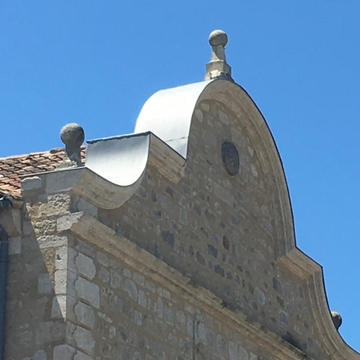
top-left (0, 30), bottom-right (358, 360)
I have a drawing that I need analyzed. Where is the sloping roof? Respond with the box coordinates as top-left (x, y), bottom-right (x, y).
top-left (0, 147), bottom-right (86, 198)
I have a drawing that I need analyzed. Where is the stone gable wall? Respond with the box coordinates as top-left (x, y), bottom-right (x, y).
top-left (101, 100), bottom-right (323, 357)
top-left (2, 94), bottom-right (341, 359)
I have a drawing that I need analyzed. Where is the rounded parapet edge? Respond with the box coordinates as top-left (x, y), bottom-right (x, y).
top-left (135, 80), bottom-right (213, 158)
top-left (134, 79), bottom-right (360, 358)
top-left (136, 79), bottom-right (295, 253)
top-left (34, 132), bottom-right (184, 210)
top-left (308, 264), bottom-right (359, 359)
top-left (86, 132), bottom-right (150, 187)
top-left (76, 133), bottom-right (185, 209)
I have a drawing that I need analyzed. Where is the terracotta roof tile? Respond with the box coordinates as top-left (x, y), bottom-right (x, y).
top-left (0, 147), bottom-right (86, 199)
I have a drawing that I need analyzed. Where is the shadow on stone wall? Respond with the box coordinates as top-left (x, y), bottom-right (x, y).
top-left (2, 203), bottom-right (66, 360)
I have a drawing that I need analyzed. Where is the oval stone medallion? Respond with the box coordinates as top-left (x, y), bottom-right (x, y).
top-left (221, 141), bottom-right (239, 176)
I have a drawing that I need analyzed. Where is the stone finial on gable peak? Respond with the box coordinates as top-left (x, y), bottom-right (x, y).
top-left (205, 29), bottom-right (233, 82)
top-left (58, 123), bottom-right (85, 168)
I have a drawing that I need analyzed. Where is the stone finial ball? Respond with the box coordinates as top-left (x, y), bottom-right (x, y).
top-left (209, 29), bottom-right (228, 47)
top-left (60, 123), bottom-right (85, 148)
top-left (331, 311), bottom-right (342, 330)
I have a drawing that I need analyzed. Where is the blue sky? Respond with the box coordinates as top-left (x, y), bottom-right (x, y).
top-left (1, 0), bottom-right (359, 351)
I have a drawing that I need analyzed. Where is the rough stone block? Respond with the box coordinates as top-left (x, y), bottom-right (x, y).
top-left (134, 310), bottom-right (142, 326)
top-left (75, 277), bottom-right (100, 308)
top-left (0, 208), bottom-right (21, 236)
top-left (35, 321), bottom-right (65, 345)
top-left (54, 269), bottom-right (68, 294)
top-left (37, 193), bottom-right (71, 217)
top-left (55, 246), bottom-right (68, 271)
top-left (23, 220), bottom-right (34, 236)
top-left (21, 176), bottom-right (43, 192)
top-left (74, 301), bottom-right (95, 329)
top-left (33, 218), bottom-right (57, 236)
top-left (75, 253), bottom-right (96, 280)
top-left (38, 235), bottom-right (67, 249)
top-left (228, 342), bottom-right (239, 360)
top-left (76, 197), bottom-right (98, 218)
top-left (38, 273), bottom-right (52, 294)
top-left (57, 212), bottom-right (83, 232)
top-left (133, 273), bottom-right (145, 287)
top-left (51, 295), bottom-right (66, 319)
top-left (24, 350), bottom-right (47, 360)
top-left (8, 236), bottom-right (21, 255)
top-left (255, 287), bottom-right (266, 306)
top-left (138, 289), bottom-right (147, 308)
top-left (75, 238), bottom-right (95, 258)
top-left (96, 251), bottom-right (110, 267)
top-left (73, 325), bottom-right (95, 354)
top-left (74, 351), bottom-right (93, 360)
top-left (123, 278), bottom-right (137, 301)
top-left (53, 344), bottom-right (76, 359)
top-left (98, 266), bottom-right (110, 283)
top-left (110, 269), bottom-right (122, 289)
top-left (45, 169), bottom-right (82, 194)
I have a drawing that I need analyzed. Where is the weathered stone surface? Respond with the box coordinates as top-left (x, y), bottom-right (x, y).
top-left (5, 69), bottom-right (344, 360)
top-left (74, 301), bottom-right (95, 329)
top-left (75, 253), bottom-right (96, 280)
top-left (38, 235), bottom-right (67, 249)
top-left (0, 208), bottom-right (21, 236)
top-left (76, 197), bottom-right (98, 218)
top-left (51, 295), bottom-right (65, 319)
top-left (53, 344), bottom-right (76, 359)
top-left (36, 193), bottom-right (71, 217)
top-left (54, 269), bottom-right (68, 294)
top-left (123, 278), bottom-right (137, 301)
top-left (96, 251), bottom-right (109, 267)
top-left (8, 236), bottom-right (21, 255)
top-left (38, 273), bottom-right (52, 294)
top-left (21, 176), bottom-right (43, 192)
top-left (35, 321), bottom-right (65, 345)
top-left (74, 277), bottom-right (100, 308)
top-left (24, 349), bottom-right (47, 360)
top-left (57, 212), bottom-right (83, 232)
top-left (33, 218), bottom-right (57, 236)
top-left (74, 351), bottom-right (93, 360)
top-left (45, 170), bottom-right (83, 194)
top-left (98, 266), bottom-right (110, 283)
top-left (72, 325), bottom-right (95, 354)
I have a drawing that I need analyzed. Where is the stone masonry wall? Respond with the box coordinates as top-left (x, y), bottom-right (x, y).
top-left (5, 191), bottom-right (70, 360)
top-left (4, 98), bottom-right (331, 359)
top-left (4, 186), bottom-right (101, 360)
top-left (100, 100), bottom-right (327, 359)
top-left (4, 185), bottom-right (296, 360)
top-left (59, 234), bottom-right (272, 360)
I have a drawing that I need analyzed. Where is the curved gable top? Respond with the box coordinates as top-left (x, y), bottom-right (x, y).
top-left (135, 80), bottom-right (212, 158)
top-left (131, 79), bottom-right (358, 358)
top-left (60, 75), bottom-right (358, 359)
top-left (135, 79), bottom-right (296, 254)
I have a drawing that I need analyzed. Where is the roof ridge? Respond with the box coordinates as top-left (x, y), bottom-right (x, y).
top-left (0, 147), bottom-right (86, 198)
top-left (0, 145), bottom-right (86, 161)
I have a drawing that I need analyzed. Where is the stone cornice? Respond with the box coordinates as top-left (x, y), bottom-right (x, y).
top-left (72, 134), bottom-right (185, 207)
top-left (148, 134), bottom-right (185, 183)
top-left (279, 248), bottom-right (359, 360)
top-left (20, 132), bottom-right (185, 210)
